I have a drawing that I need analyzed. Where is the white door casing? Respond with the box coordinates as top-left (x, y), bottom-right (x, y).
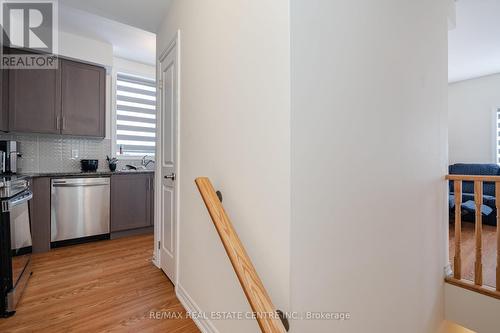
top-left (156, 32), bottom-right (179, 284)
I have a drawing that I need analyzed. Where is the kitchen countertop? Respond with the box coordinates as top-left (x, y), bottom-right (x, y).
top-left (20, 170), bottom-right (155, 178)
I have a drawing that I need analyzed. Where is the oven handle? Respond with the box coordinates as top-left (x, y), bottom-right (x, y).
top-left (2, 190), bottom-right (33, 213)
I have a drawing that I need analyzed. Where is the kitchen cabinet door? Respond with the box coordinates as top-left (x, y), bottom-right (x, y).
top-left (8, 61), bottom-right (61, 134)
top-left (30, 177), bottom-right (51, 254)
top-left (111, 174), bottom-right (152, 232)
top-left (0, 56), bottom-right (8, 132)
top-left (61, 59), bottom-right (105, 137)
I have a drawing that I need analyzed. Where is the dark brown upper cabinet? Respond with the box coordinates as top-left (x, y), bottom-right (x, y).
top-left (5, 50), bottom-right (106, 138)
top-left (0, 57), bottom-right (8, 132)
top-left (8, 62), bottom-right (61, 134)
top-left (61, 60), bottom-right (105, 137)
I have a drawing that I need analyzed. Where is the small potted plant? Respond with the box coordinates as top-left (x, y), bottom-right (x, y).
top-left (106, 156), bottom-right (118, 172)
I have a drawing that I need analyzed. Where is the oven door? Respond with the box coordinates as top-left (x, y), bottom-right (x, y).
top-left (5, 190), bottom-right (33, 294)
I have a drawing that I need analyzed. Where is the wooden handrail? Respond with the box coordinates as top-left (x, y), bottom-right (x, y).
top-left (195, 177), bottom-right (286, 333)
top-left (447, 174), bottom-right (500, 296)
top-left (446, 174), bottom-right (500, 182)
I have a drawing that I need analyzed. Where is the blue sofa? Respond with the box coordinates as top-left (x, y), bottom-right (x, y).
top-left (449, 163), bottom-right (499, 226)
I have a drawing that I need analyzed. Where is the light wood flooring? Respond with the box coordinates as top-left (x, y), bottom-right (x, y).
top-left (0, 234), bottom-right (200, 333)
top-left (449, 221), bottom-right (498, 288)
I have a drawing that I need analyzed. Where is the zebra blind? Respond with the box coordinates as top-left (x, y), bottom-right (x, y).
top-left (116, 73), bottom-right (157, 157)
top-left (497, 108), bottom-right (500, 164)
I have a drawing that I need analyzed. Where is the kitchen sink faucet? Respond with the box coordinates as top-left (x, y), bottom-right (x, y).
top-left (141, 155), bottom-right (155, 168)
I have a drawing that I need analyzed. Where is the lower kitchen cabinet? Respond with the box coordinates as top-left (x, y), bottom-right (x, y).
top-left (30, 177), bottom-right (51, 254)
top-left (110, 173), bottom-right (154, 233)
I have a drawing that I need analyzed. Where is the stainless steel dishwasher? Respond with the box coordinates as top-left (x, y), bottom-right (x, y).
top-left (51, 177), bottom-right (110, 247)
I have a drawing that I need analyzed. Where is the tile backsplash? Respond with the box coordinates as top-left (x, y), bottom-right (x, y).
top-left (0, 133), bottom-right (154, 174)
top-left (0, 134), bottom-right (112, 173)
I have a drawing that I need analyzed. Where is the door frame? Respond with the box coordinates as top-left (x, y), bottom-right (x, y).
top-left (154, 30), bottom-right (181, 286)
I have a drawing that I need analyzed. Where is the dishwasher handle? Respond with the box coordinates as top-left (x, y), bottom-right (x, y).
top-left (52, 183), bottom-right (109, 188)
top-left (52, 178), bottom-right (110, 188)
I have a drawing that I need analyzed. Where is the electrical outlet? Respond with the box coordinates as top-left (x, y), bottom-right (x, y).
top-left (71, 149), bottom-right (79, 160)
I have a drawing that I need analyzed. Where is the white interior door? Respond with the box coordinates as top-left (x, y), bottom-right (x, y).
top-left (158, 37), bottom-right (178, 283)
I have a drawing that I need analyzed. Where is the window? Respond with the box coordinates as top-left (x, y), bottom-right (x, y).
top-left (497, 108), bottom-right (500, 164)
top-left (115, 73), bottom-right (157, 157)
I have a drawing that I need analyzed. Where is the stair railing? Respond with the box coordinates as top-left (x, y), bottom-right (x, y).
top-left (195, 177), bottom-right (288, 333)
top-left (446, 174), bottom-right (500, 299)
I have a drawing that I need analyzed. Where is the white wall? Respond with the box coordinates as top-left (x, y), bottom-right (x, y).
top-left (59, 30), bottom-right (114, 68)
top-left (157, 1), bottom-right (291, 332)
top-left (448, 73), bottom-right (500, 164)
top-left (448, 0), bottom-right (457, 30)
top-left (8, 15), bottom-right (114, 67)
top-left (445, 284), bottom-right (500, 333)
top-left (290, 1), bottom-right (448, 332)
top-left (113, 57), bottom-right (156, 78)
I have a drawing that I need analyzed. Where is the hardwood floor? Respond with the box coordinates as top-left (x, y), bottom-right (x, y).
top-left (0, 235), bottom-right (200, 333)
top-left (449, 221), bottom-right (498, 288)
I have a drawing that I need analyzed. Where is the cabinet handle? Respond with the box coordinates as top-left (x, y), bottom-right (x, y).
top-left (62, 117), bottom-right (66, 130)
top-left (56, 116), bottom-right (60, 130)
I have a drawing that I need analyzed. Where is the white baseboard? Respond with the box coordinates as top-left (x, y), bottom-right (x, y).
top-left (176, 284), bottom-right (220, 333)
top-left (152, 255), bottom-right (160, 268)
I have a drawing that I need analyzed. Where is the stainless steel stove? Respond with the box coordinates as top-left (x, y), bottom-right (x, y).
top-left (0, 176), bottom-right (30, 199)
top-left (0, 174), bottom-right (33, 317)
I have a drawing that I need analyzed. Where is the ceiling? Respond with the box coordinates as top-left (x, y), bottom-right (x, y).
top-left (449, 0), bottom-right (500, 82)
top-left (58, 0), bottom-right (172, 33)
top-left (58, 4), bottom-right (157, 65)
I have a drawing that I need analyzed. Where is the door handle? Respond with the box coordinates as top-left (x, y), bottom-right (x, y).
top-left (164, 173), bottom-right (176, 181)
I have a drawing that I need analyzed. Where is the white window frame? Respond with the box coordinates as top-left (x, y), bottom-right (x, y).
top-left (111, 66), bottom-right (157, 160)
top-left (495, 107), bottom-right (500, 164)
